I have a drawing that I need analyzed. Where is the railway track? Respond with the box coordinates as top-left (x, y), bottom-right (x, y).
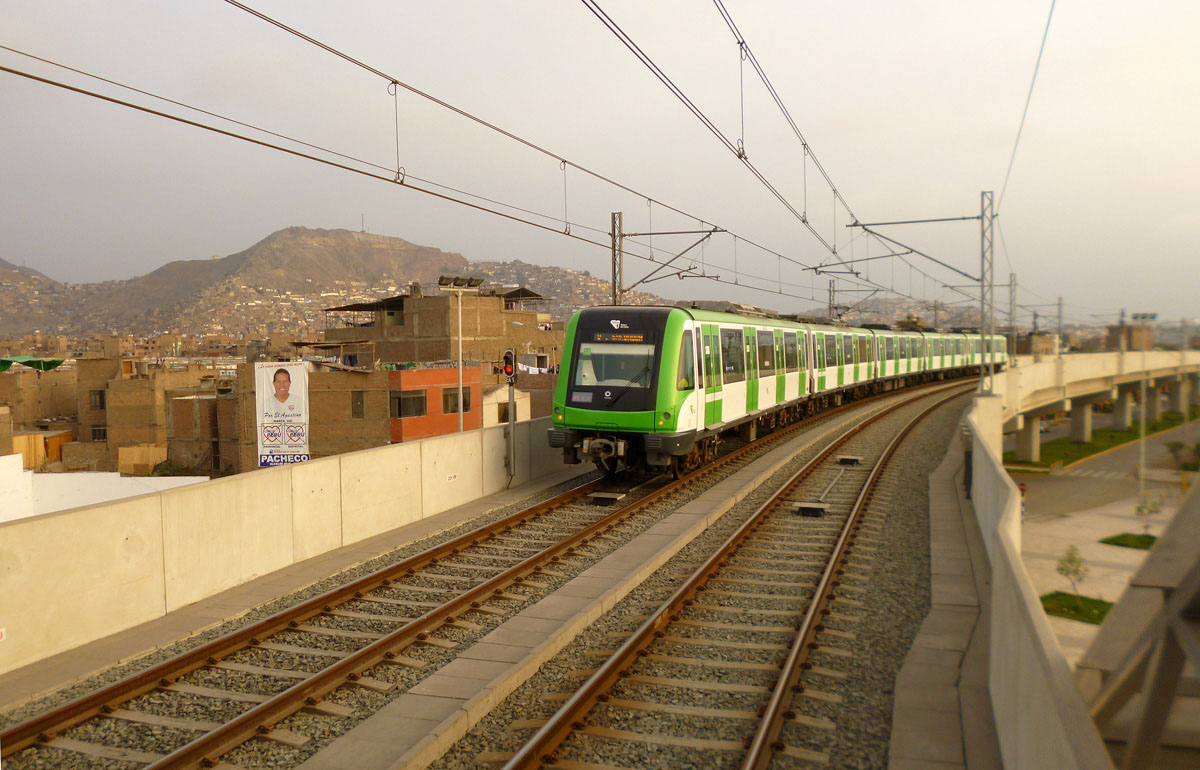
top-left (482, 382), bottom-right (975, 769)
top-left (1, 380), bottom-right (961, 770)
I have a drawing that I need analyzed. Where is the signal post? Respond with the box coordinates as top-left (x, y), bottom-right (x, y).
top-left (503, 349), bottom-right (518, 487)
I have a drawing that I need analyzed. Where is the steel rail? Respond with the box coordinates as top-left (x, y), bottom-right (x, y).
top-left (136, 387), bottom-right (897, 769)
top-left (3, 374), bottom-right (975, 765)
top-left (0, 477), bottom-right (603, 757)
top-left (500, 381), bottom-right (970, 769)
top-left (740, 382), bottom-right (975, 769)
top-left (139, 382), bottom-right (931, 768)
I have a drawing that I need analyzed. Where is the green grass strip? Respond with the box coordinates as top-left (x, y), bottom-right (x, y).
top-left (1003, 407), bottom-right (1200, 467)
top-left (1040, 591), bottom-right (1113, 624)
top-left (1100, 532), bottom-right (1158, 550)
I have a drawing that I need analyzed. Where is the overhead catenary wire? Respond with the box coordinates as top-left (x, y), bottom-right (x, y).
top-left (997, 0), bottom-right (1056, 214)
top-left (3, 62), bottom-right (888, 308)
top-left (220, 0), bottom-right (984, 310)
top-left (578, 0), bottom-right (837, 256)
top-left (219, 0), bottom-right (822, 271)
top-left (0, 45), bottom-right (867, 298)
top-left (3, 32), bottom-right (983, 317)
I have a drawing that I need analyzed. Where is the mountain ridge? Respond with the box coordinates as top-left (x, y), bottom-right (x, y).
top-left (0, 227), bottom-right (659, 338)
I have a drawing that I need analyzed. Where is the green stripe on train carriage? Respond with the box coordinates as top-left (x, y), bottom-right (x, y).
top-left (745, 326), bottom-right (758, 413)
top-left (775, 329), bottom-right (785, 403)
top-left (703, 324), bottom-right (721, 427)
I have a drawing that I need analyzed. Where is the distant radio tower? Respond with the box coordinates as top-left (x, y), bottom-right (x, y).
top-left (361, 214), bottom-right (365, 233)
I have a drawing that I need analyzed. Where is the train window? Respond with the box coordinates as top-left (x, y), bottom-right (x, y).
top-left (857, 337), bottom-right (870, 364)
top-left (573, 342), bottom-right (656, 388)
top-left (843, 336), bottom-right (854, 364)
top-left (695, 332), bottom-right (705, 390)
top-left (712, 334), bottom-right (723, 384)
top-left (783, 332), bottom-right (798, 371)
top-left (720, 328), bottom-right (745, 384)
top-left (798, 332), bottom-right (807, 369)
top-left (702, 333), bottom-right (714, 386)
top-left (757, 330), bottom-right (776, 377)
top-left (824, 335), bottom-right (838, 367)
top-left (885, 336), bottom-right (894, 360)
top-left (677, 331), bottom-right (695, 391)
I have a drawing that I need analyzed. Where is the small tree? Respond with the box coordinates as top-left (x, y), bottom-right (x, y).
top-left (1056, 545), bottom-right (1089, 611)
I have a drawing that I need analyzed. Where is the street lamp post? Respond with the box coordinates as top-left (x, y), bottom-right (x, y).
top-left (438, 275), bottom-right (484, 432)
top-left (1132, 312), bottom-right (1157, 505)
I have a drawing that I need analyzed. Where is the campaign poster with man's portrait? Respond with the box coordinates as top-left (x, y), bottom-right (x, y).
top-left (256, 362), bottom-right (310, 466)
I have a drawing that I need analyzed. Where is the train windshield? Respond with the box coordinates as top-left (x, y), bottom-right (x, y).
top-left (574, 342), bottom-right (655, 388)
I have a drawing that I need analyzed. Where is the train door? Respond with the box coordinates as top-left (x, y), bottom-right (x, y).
top-left (702, 324), bottom-right (722, 426)
top-left (825, 331), bottom-right (835, 388)
top-left (719, 327), bottom-right (746, 423)
top-left (745, 327), bottom-right (759, 413)
top-left (799, 331), bottom-right (810, 396)
top-left (755, 329), bottom-right (776, 408)
top-left (674, 329), bottom-right (701, 434)
top-left (774, 330), bottom-right (786, 403)
top-left (815, 332), bottom-right (826, 392)
top-left (782, 330), bottom-right (797, 401)
top-left (838, 334), bottom-right (850, 387)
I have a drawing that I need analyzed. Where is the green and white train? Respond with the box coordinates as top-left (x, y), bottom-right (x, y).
top-left (548, 304), bottom-right (1006, 475)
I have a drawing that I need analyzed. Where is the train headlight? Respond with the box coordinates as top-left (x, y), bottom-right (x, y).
top-left (663, 411), bottom-right (670, 420)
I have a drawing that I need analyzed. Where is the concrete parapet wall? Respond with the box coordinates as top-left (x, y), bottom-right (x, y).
top-left (0, 417), bottom-right (562, 676)
top-left (967, 400), bottom-right (1114, 768)
top-left (997, 351), bottom-right (1200, 422)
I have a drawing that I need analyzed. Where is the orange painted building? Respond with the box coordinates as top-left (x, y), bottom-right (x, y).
top-left (387, 366), bottom-right (482, 442)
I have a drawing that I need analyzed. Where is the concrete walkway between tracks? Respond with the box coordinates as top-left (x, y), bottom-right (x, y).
top-left (297, 416), bottom-right (850, 770)
top-left (888, 438), bottom-right (1003, 770)
top-left (0, 466), bottom-right (593, 712)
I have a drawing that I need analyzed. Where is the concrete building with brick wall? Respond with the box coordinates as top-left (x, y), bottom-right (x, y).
top-left (317, 286), bottom-right (564, 374)
top-left (0, 368), bottom-right (77, 430)
top-left (67, 357), bottom-right (218, 472)
top-left (0, 405), bottom-right (13, 456)
top-left (1107, 324), bottom-right (1154, 352)
top-left (229, 363), bottom-right (485, 471)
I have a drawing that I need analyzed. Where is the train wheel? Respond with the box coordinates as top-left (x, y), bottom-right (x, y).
top-left (670, 446), bottom-right (703, 478)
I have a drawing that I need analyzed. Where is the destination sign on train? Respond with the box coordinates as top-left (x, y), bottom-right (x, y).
top-left (592, 332), bottom-right (646, 343)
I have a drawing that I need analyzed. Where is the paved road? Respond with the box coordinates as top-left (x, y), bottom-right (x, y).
top-left (1015, 416), bottom-right (1197, 667)
top-left (1014, 421), bottom-right (1196, 521)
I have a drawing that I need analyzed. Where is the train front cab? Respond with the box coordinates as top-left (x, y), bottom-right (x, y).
top-left (549, 306), bottom-right (703, 472)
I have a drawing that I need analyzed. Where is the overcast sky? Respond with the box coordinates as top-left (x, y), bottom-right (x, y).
top-left (2, 1), bottom-right (1196, 326)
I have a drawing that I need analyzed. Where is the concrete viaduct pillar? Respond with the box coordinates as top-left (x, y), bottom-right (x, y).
top-left (1113, 386), bottom-right (1137, 431)
top-left (1015, 399), bottom-right (1070, 464)
top-left (1070, 390), bottom-right (1114, 444)
top-left (1146, 379), bottom-right (1163, 424)
top-left (1168, 375), bottom-right (1189, 414)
